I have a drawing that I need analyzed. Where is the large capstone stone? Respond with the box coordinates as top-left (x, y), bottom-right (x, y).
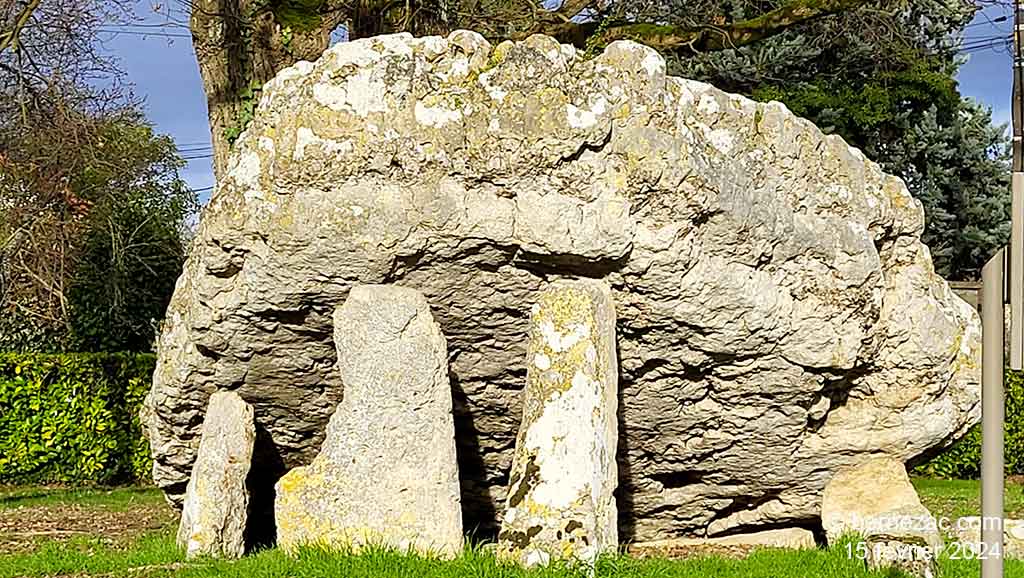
top-left (497, 279), bottom-right (618, 566)
top-left (142, 30), bottom-right (982, 541)
top-left (176, 391), bottom-right (255, 559)
top-left (274, 284), bottom-right (463, 556)
top-left (822, 457), bottom-right (942, 577)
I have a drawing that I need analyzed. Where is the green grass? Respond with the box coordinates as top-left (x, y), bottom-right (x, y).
top-left (0, 485), bottom-right (164, 511)
top-left (0, 530), bottom-right (181, 577)
top-left (3, 480), bottom-right (1024, 577)
top-left (914, 477), bottom-right (1024, 520)
top-left (3, 533), bottom-right (992, 578)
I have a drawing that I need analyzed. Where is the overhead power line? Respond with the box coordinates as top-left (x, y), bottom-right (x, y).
top-left (112, 22), bottom-right (189, 29)
top-left (95, 27), bottom-right (192, 39)
top-left (966, 14), bottom-right (1010, 28)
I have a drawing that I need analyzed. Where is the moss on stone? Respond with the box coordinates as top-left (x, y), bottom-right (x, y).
top-left (270, 0), bottom-right (325, 32)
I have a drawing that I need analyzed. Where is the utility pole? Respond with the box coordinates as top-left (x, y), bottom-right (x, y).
top-left (982, 251), bottom-right (1005, 578)
top-left (1014, 0), bottom-right (1024, 174)
top-left (1012, 0), bottom-right (1024, 370)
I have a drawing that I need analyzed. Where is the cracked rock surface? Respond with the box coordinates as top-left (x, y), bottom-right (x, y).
top-left (142, 30), bottom-right (981, 541)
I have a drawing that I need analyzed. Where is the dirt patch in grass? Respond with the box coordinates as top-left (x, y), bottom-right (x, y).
top-left (0, 498), bottom-right (177, 555)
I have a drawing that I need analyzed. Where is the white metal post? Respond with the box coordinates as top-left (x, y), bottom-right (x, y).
top-left (982, 249), bottom-right (1006, 578)
top-left (1012, 0), bottom-right (1024, 369)
top-left (1011, 174), bottom-right (1023, 370)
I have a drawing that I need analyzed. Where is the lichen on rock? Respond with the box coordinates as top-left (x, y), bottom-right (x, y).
top-left (176, 391), bottom-right (255, 559)
top-left (273, 285), bottom-right (462, 556)
top-left (498, 279), bottom-right (619, 566)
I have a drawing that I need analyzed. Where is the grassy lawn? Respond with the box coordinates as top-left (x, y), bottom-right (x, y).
top-left (914, 478), bottom-right (1024, 522)
top-left (1, 480), bottom-right (1023, 577)
top-left (0, 486), bottom-right (166, 511)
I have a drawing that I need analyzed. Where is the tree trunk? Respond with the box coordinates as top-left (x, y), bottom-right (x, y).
top-left (190, 0), bottom-right (343, 179)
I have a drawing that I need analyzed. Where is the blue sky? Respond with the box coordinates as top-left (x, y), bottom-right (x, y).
top-left (103, 1), bottom-right (1015, 200)
top-left (100, 3), bottom-right (215, 196)
top-left (959, 2), bottom-right (1014, 128)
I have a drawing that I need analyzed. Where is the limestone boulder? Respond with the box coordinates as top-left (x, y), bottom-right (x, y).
top-left (142, 30), bottom-right (981, 541)
top-left (628, 527), bottom-right (817, 556)
top-left (822, 457), bottom-right (941, 577)
top-left (953, 517), bottom-right (1024, 559)
top-left (176, 391), bottom-right (255, 559)
top-left (497, 280), bottom-right (618, 566)
top-left (274, 285), bottom-right (462, 556)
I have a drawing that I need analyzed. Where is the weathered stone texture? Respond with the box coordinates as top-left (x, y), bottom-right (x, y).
top-left (497, 280), bottom-right (618, 565)
top-left (142, 30), bottom-right (982, 541)
top-left (821, 457), bottom-right (942, 577)
top-left (176, 391), bottom-right (255, 559)
top-left (954, 517), bottom-right (1024, 560)
top-left (274, 285), bottom-right (462, 556)
top-left (628, 527), bottom-right (817, 554)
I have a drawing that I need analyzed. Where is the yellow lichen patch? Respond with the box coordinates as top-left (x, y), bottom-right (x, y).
top-left (523, 498), bottom-right (557, 518)
top-left (882, 176), bottom-right (910, 210)
top-left (536, 286), bottom-right (594, 329)
top-left (276, 464), bottom-right (312, 495)
top-left (526, 287), bottom-right (605, 399)
top-left (488, 41), bottom-right (513, 69)
top-left (615, 103), bottom-right (632, 121)
top-left (275, 464), bottom-right (344, 553)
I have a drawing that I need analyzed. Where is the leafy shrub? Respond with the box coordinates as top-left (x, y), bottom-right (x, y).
top-left (914, 370), bottom-right (1024, 478)
top-left (1, 111), bottom-right (196, 355)
top-left (0, 309), bottom-right (67, 354)
top-left (0, 353), bottom-right (154, 485)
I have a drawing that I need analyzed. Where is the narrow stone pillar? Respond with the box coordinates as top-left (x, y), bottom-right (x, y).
top-left (274, 284), bottom-right (463, 557)
top-left (177, 390), bottom-right (255, 559)
top-left (497, 279), bottom-right (619, 566)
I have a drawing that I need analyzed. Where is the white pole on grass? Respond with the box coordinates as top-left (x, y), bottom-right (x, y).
top-left (981, 249), bottom-right (1006, 578)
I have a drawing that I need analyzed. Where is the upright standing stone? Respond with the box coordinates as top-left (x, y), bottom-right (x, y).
top-left (497, 279), bottom-right (618, 566)
top-left (177, 391), bottom-right (255, 559)
top-left (274, 284), bottom-right (463, 556)
top-left (821, 457), bottom-right (942, 578)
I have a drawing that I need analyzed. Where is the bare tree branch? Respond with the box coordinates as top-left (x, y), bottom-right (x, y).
top-left (0, 0), bottom-right (42, 53)
top-left (538, 0), bottom-right (873, 52)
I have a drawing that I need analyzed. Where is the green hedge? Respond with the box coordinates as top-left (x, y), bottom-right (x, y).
top-left (0, 353), bottom-right (155, 485)
top-left (914, 370), bottom-right (1024, 478)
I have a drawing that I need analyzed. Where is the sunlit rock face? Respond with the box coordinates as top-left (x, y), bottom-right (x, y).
top-left (274, 285), bottom-right (463, 556)
top-left (142, 30), bottom-right (981, 542)
top-left (497, 279), bottom-right (619, 566)
top-left (175, 390), bottom-right (254, 559)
